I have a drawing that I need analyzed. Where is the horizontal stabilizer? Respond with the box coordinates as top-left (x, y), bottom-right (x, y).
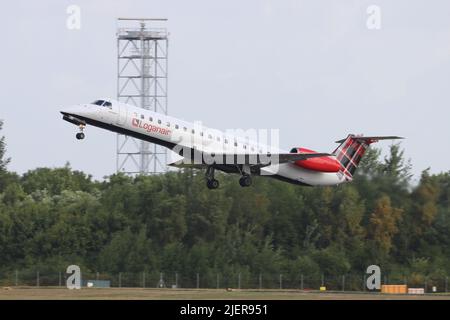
top-left (335, 136), bottom-right (404, 144)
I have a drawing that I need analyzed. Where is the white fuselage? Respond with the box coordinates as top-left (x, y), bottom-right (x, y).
top-left (61, 100), bottom-right (346, 186)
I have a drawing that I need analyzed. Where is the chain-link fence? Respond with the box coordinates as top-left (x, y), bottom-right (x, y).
top-left (0, 270), bottom-right (448, 293)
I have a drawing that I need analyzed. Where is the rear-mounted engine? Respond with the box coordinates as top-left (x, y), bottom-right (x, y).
top-left (290, 147), bottom-right (341, 172)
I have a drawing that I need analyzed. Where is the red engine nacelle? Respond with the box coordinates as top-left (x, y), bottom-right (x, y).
top-left (291, 147), bottom-right (341, 173)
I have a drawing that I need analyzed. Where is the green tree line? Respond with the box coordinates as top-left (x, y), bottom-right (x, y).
top-left (0, 121), bottom-right (449, 285)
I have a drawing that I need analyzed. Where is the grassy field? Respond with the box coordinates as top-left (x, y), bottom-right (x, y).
top-left (1, 287), bottom-right (450, 300)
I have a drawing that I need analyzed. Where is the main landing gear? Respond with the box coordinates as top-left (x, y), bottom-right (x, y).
top-left (76, 124), bottom-right (85, 140)
top-left (205, 166), bottom-right (219, 190)
top-left (239, 175), bottom-right (252, 187)
top-left (238, 164), bottom-right (252, 187)
top-left (205, 165), bottom-right (253, 190)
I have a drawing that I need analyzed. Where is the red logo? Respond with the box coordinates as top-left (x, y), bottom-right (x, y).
top-left (131, 118), bottom-right (171, 136)
top-left (132, 118), bottom-right (140, 127)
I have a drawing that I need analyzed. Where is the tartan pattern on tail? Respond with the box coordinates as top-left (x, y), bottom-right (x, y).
top-left (333, 135), bottom-right (369, 179)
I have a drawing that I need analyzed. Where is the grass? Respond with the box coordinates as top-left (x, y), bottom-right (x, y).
top-left (1, 287), bottom-right (450, 300)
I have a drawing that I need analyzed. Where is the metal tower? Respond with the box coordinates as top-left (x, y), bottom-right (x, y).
top-left (116, 18), bottom-right (168, 175)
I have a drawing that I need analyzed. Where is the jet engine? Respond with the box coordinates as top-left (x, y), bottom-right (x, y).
top-left (290, 147), bottom-right (341, 172)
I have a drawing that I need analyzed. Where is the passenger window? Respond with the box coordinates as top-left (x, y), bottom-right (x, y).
top-left (149, 117), bottom-right (153, 122)
top-left (200, 132), bottom-right (204, 136)
top-left (191, 129), bottom-right (195, 134)
top-left (224, 139), bottom-right (228, 144)
top-left (175, 124), bottom-right (179, 129)
top-left (158, 119), bottom-right (162, 124)
top-left (234, 142), bottom-right (238, 147)
top-left (208, 134), bottom-right (213, 139)
top-left (141, 114), bottom-right (145, 119)
top-left (166, 122), bottom-right (170, 127)
top-left (183, 127), bottom-right (187, 131)
top-left (104, 101), bottom-right (112, 107)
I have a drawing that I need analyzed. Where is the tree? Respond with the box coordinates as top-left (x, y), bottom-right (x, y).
top-left (312, 246), bottom-right (351, 276)
top-left (0, 120), bottom-right (10, 173)
top-left (368, 195), bottom-right (403, 256)
top-left (354, 146), bottom-right (382, 180)
top-left (307, 187), bottom-right (334, 248)
top-left (381, 144), bottom-right (412, 202)
top-left (412, 169), bottom-right (439, 229)
top-left (97, 227), bottom-right (157, 273)
top-left (0, 120), bottom-right (17, 193)
top-left (265, 181), bottom-right (306, 254)
top-left (1, 143), bottom-right (450, 280)
top-left (21, 165), bottom-right (95, 195)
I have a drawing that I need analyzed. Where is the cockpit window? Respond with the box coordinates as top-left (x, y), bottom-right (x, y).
top-left (92, 100), bottom-right (105, 106)
top-left (92, 100), bottom-right (112, 107)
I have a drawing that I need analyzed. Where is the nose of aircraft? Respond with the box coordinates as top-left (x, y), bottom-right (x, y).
top-left (60, 105), bottom-right (88, 117)
top-left (60, 105), bottom-right (91, 127)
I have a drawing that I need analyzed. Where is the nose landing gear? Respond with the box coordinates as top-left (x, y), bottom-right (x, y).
top-left (76, 132), bottom-right (85, 140)
top-left (76, 124), bottom-right (85, 140)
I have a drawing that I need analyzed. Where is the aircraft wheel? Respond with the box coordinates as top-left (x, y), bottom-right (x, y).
top-left (207, 179), bottom-right (219, 189)
top-left (76, 132), bottom-right (85, 140)
top-left (239, 175), bottom-right (252, 187)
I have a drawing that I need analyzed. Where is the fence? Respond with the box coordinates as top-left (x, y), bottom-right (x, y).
top-left (0, 271), bottom-right (448, 292)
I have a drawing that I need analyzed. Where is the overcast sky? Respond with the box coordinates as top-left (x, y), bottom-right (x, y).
top-left (1, 0), bottom-right (449, 180)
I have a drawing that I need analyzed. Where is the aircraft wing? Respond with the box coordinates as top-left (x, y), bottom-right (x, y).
top-left (276, 152), bottom-right (331, 163)
top-left (168, 152), bottom-right (331, 168)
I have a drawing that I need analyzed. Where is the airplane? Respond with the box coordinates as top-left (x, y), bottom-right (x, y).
top-left (61, 99), bottom-right (403, 189)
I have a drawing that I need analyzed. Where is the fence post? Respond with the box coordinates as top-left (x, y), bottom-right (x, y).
top-left (301, 274), bottom-right (304, 291)
top-left (59, 271), bottom-right (62, 287)
top-left (119, 273), bottom-right (122, 288)
top-left (196, 273), bottom-right (199, 289)
top-left (279, 274), bottom-right (282, 289)
top-left (445, 276), bottom-right (448, 293)
top-left (36, 271), bottom-right (40, 288)
top-left (363, 274), bottom-right (366, 291)
top-left (15, 270), bottom-right (18, 287)
top-left (238, 273), bottom-right (241, 289)
top-left (342, 275), bottom-right (345, 292)
top-left (259, 273), bottom-right (262, 290)
top-left (159, 272), bottom-right (165, 288)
